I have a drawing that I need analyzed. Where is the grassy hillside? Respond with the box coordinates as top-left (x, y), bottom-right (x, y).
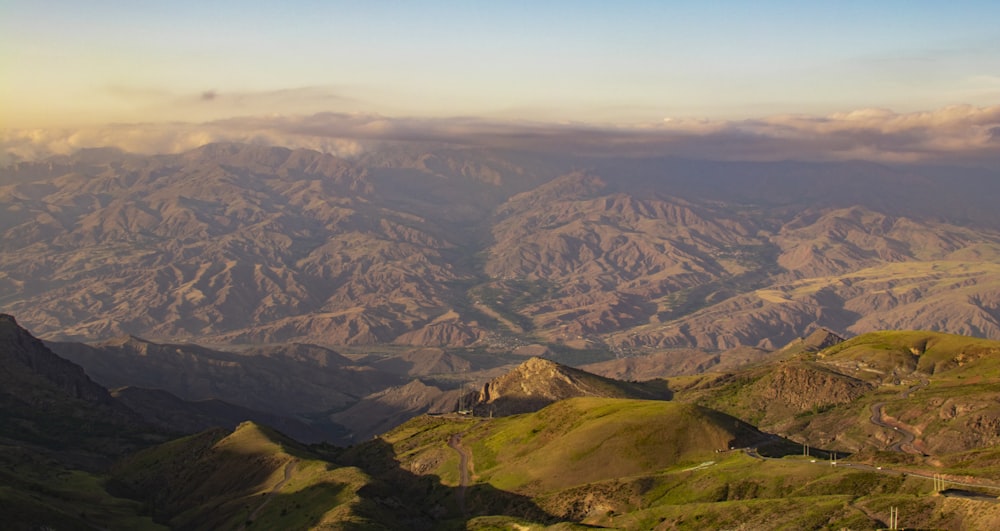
top-left (820, 330), bottom-right (1000, 379)
top-left (110, 422), bottom-right (378, 530)
top-left (0, 446), bottom-right (165, 531)
top-left (357, 396), bottom-right (1000, 529)
top-left (675, 331), bottom-right (1000, 463)
top-left (463, 398), bottom-right (764, 492)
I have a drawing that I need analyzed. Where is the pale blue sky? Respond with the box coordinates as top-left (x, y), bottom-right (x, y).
top-left (2, 1), bottom-right (999, 127)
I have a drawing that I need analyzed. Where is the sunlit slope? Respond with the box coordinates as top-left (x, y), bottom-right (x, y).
top-left (111, 422), bottom-right (377, 530)
top-left (620, 260), bottom-right (1000, 351)
top-left (369, 397), bottom-right (1000, 529)
top-left (819, 330), bottom-right (1000, 378)
top-left (466, 357), bottom-right (671, 416)
top-left (679, 331), bottom-right (1000, 459)
top-left (382, 398), bottom-right (771, 493)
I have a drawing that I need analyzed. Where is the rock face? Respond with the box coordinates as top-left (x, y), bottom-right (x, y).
top-left (776, 327), bottom-right (847, 357)
top-left (799, 328), bottom-right (846, 352)
top-left (756, 363), bottom-right (872, 412)
top-left (467, 357), bottom-right (670, 416)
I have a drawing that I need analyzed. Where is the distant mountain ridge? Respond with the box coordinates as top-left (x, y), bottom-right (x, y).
top-left (0, 313), bottom-right (341, 451)
top-left (47, 334), bottom-right (402, 423)
top-left (3, 143), bottom-right (1000, 351)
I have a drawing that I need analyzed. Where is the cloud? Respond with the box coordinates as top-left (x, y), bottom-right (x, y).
top-left (3, 104), bottom-right (999, 166)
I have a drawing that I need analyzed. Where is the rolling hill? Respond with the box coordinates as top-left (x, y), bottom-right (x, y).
top-left (675, 330), bottom-right (1000, 461)
top-left (9, 312), bottom-right (1000, 529)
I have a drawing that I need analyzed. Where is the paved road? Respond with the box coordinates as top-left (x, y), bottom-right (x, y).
top-left (869, 379), bottom-right (928, 454)
top-left (870, 402), bottom-right (918, 453)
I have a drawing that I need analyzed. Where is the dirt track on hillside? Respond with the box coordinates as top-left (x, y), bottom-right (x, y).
top-left (240, 459), bottom-right (297, 530)
top-left (448, 433), bottom-right (472, 515)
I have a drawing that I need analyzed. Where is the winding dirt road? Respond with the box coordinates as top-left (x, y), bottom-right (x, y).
top-left (239, 459), bottom-right (297, 530)
top-left (448, 433), bottom-right (472, 515)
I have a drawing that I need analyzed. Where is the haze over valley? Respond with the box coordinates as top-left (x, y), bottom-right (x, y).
top-left (3, 1), bottom-right (1000, 529)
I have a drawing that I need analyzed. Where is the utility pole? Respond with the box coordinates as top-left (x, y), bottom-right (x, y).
top-left (933, 473), bottom-right (945, 493)
top-left (888, 506), bottom-right (899, 529)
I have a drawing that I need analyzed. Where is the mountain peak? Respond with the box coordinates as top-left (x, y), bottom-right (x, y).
top-left (468, 357), bottom-right (669, 416)
top-left (0, 313), bottom-right (18, 328)
top-left (802, 327), bottom-right (846, 352)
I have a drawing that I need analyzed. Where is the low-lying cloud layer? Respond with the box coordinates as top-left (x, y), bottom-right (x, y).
top-left (3, 105), bottom-right (998, 166)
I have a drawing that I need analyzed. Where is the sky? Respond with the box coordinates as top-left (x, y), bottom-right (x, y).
top-left (1, 1), bottom-right (999, 163)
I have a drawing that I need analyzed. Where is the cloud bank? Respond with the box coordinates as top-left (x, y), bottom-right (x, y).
top-left (3, 104), bottom-right (998, 166)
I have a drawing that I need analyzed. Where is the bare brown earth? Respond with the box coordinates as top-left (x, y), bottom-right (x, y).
top-left (465, 357), bottom-right (671, 417)
top-left (3, 144), bottom-right (1000, 352)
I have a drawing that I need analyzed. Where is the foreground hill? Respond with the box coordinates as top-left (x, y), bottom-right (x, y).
top-left (676, 330), bottom-right (1000, 460)
top-left (3, 144), bottom-right (1000, 352)
top-left (110, 421), bottom-right (401, 530)
top-left (10, 319), bottom-right (1000, 528)
top-left (344, 396), bottom-right (1000, 529)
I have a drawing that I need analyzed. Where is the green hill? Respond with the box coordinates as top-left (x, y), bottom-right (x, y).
top-left (348, 396), bottom-right (1000, 529)
top-left (676, 330), bottom-right (1000, 466)
top-left (110, 422), bottom-right (379, 530)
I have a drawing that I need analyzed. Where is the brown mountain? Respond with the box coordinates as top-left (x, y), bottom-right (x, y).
top-left (0, 314), bottom-right (155, 459)
top-left (110, 386), bottom-right (337, 444)
top-left (47, 335), bottom-right (400, 418)
top-left (0, 143), bottom-right (484, 345)
top-left (4, 143), bottom-right (1000, 354)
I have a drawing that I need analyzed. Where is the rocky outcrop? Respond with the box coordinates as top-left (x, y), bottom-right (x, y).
top-left (756, 363), bottom-right (872, 412)
top-left (466, 357), bottom-right (670, 417)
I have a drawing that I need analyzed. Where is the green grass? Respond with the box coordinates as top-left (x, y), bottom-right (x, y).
top-left (384, 398), bottom-right (763, 495)
top-left (0, 446), bottom-right (166, 531)
top-left (109, 421), bottom-right (383, 530)
top-left (822, 330), bottom-right (1000, 379)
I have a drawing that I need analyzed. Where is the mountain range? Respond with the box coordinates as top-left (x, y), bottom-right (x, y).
top-left (3, 143), bottom-right (1000, 354)
top-left (5, 142), bottom-right (1000, 528)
